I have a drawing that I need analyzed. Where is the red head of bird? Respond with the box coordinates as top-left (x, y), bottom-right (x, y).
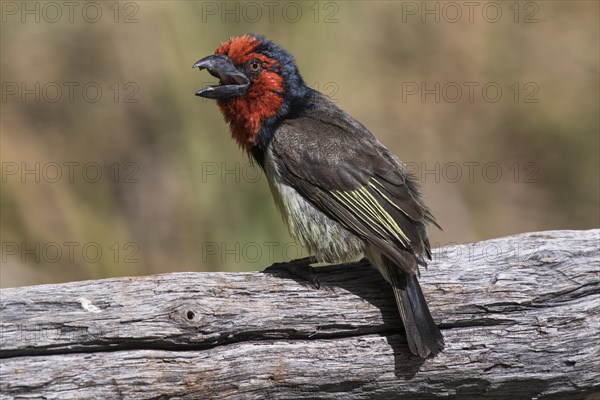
top-left (193, 34), bottom-right (308, 152)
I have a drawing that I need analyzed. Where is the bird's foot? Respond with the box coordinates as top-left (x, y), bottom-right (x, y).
top-left (263, 256), bottom-right (320, 289)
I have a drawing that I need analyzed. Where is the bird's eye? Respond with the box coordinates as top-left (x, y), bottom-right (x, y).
top-left (247, 60), bottom-right (262, 72)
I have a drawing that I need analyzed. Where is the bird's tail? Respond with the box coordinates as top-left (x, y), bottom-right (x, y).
top-left (378, 258), bottom-right (444, 358)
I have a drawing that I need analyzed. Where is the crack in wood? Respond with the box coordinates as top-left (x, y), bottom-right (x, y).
top-left (1, 229), bottom-right (599, 399)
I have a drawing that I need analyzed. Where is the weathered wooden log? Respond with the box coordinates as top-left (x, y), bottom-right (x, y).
top-left (1, 229), bottom-right (598, 399)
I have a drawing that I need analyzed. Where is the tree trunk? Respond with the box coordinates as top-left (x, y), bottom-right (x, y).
top-left (1, 229), bottom-right (599, 399)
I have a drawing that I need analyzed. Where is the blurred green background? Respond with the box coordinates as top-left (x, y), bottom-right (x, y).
top-left (1, 1), bottom-right (598, 287)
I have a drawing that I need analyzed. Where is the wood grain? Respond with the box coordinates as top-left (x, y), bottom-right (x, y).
top-left (1, 230), bottom-right (599, 399)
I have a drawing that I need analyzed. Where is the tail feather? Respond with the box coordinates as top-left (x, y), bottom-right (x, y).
top-left (391, 272), bottom-right (444, 357)
top-left (380, 258), bottom-right (444, 358)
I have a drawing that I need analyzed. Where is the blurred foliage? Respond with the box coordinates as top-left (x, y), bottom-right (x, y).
top-left (1, 1), bottom-right (598, 287)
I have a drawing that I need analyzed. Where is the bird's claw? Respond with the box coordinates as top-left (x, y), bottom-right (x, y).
top-left (263, 257), bottom-right (320, 289)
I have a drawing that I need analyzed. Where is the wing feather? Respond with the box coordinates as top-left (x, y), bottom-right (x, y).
top-left (269, 90), bottom-right (438, 274)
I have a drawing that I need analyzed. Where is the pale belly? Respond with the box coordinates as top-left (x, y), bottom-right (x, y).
top-left (263, 157), bottom-right (365, 263)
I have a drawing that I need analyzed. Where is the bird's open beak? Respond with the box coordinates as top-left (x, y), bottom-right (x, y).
top-left (193, 54), bottom-right (250, 99)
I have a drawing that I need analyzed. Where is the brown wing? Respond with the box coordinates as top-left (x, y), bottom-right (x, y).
top-left (270, 91), bottom-right (438, 274)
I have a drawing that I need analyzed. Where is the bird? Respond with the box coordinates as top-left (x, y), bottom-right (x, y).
top-left (193, 34), bottom-right (444, 358)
